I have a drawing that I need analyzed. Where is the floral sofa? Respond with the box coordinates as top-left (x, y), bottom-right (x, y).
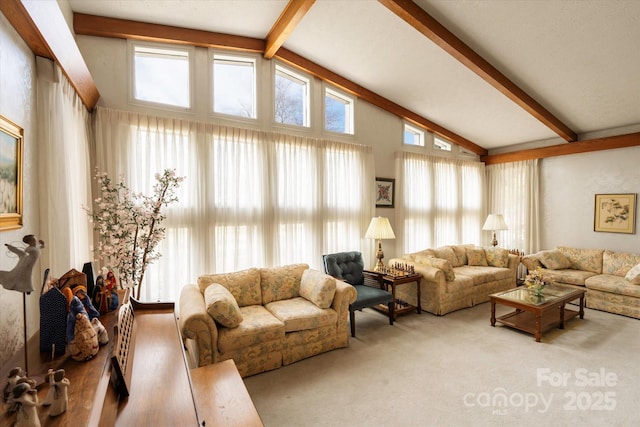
top-left (522, 246), bottom-right (640, 319)
top-left (389, 244), bottom-right (519, 315)
top-left (179, 263), bottom-right (357, 377)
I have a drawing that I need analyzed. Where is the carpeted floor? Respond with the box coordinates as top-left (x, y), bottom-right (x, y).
top-left (244, 302), bottom-right (640, 426)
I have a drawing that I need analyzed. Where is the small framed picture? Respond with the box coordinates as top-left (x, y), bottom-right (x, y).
top-left (594, 193), bottom-right (636, 234)
top-left (0, 114), bottom-right (23, 231)
top-left (375, 178), bottom-right (395, 208)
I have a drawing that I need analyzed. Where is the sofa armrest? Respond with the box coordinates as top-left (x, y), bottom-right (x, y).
top-left (331, 279), bottom-right (357, 320)
top-left (507, 253), bottom-right (520, 273)
top-left (179, 284), bottom-right (218, 367)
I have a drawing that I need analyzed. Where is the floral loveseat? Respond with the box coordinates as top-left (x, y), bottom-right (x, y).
top-left (522, 246), bottom-right (640, 319)
top-left (179, 263), bottom-right (357, 377)
top-left (389, 245), bottom-right (519, 315)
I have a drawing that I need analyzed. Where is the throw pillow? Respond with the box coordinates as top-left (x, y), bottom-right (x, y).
top-left (204, 284), bottom-right (243, 328)
top-left (451, 245), bottom-right (473, 267)
top-left (521, 255), bottom-right (543, 271)
top-left (415, 255), bottom-right (455, 281)
top-left (466, 248), bottom-right (488, 266)
top-left (624, 263), bottom-right (640, 285)
top-left (300, 269), bottom-right (337, 309)
top-left (485, 247), bottom-right (509, 268)
top-left (538, 250), bottom-right (572, 270)
top-left (433, 246), bottom-right (458, 266)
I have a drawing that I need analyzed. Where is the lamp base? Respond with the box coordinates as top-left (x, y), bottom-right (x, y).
top-left (373, 240), bottom-right (385, 272)
top-left (491, 231), bottom-right (498, 247)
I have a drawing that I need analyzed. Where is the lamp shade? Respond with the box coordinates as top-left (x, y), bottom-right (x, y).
top-left (365, 217), bottom-right (396, 240)
top-left (482, 214), bottom-right (508, 231)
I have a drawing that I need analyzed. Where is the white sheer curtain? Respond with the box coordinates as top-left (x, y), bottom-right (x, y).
top-left (36, 59), bottom-right (92, 274)
top-left (485, 159), bottom-right (540, 254)
top-left (93, 107), bottom-right (374, 301)
top-left (395, 151), bottom-right (485, 254)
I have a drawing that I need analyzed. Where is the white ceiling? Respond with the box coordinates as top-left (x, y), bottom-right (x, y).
top-left (67, 0), bottom-right (640, 151)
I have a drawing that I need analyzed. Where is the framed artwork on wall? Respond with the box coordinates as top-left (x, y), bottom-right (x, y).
top-left (594, 193), bottom-right (636, 234)
top-left (0, 115), bottom-right (23, 231)
top-left (375, 178), bottom-right (395, 208)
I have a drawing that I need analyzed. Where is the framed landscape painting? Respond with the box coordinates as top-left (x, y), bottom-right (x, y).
top-left (0, 115), bottom-right (23, 231)
top-left (594, 193), bottom-right (636, 234)
top-left (375, 178), bottom-right (395, 208)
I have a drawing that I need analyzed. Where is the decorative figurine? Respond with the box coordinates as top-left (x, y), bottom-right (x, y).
top-left (106, 270), bottom-right (119, 311)
top-left (0, 235), bottom-right (45, 294)
top-left (48, 369), bottom-right (70, 417)
top-left (92, 317), bottom-right (109, 345)
top-left (41, 369), bottom-right (56, 406)
top-left (12, 382), bottom-right (40, 427)
top-left (67, 296), bottom-right (99, 361)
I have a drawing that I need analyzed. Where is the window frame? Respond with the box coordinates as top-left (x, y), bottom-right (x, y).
top-left (210, 51), bottom-right (259, 121)
top-left (128, 40), bottom-right (195, 112)
top-left (273, 63), bottom-right (311, 128)
top-left (434, 135), bottom-right (453, 152)
top-left (324, 85), bottom-right (355, 135)
top-left (403, 122), bottom-right (425, 147)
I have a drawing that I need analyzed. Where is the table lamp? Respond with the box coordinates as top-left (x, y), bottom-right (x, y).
top-left (482, 214), bottom-right (508, 247)
top-left (365, 216), bottom-right (396, 271)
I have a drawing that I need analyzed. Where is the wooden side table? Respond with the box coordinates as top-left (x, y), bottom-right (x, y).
top-left (363, 270), bottom-right (422, 320)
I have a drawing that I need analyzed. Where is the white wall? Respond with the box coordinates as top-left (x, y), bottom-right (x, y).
top-left (541, 145), bottom-right (640, 253)
top-left (0, 14), bottom-right (40, 368)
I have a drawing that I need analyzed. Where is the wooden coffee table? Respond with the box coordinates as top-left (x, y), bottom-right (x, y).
top-left (490, 283), bottom-right (586, 342)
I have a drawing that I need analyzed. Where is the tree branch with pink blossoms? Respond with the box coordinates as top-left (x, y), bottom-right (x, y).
top-left (85, 169), bottom-right (184, 300)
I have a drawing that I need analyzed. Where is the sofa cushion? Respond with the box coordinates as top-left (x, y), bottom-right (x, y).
top-left (217, 305), bottom-right (285, 353)
top-left (466, 248), bottom-right (488, 266)
top-left (585, 274), bottom-right (640, 298)
top-left (604, 250), bottom-right (640, 277)
top-left (625, 263), bottom-right (640, 285)
top-left (266, 297), bottom-right (338, 333)
top-left (538, 250), bottom-right (572, 270)
top-left (485, 247), bottom-right (509, 268)
top-left (539, 269), bottom-right (596, 286)
top-left (198, 268), bottom-right (262, 307)
top-left (415, 255), bottom-right (455, 281)
top-left (204, 284), bottom-right (243, 328)
top-left (300, 269), bottom-right (336, 309)
top-left (454, 266), bottom-right (511, 285)
top-left (434, 246), bottom-right (459, 267)
top-left (260, 264), bottom-right (309, 304)
top-left (557, 246), bottom-right (604, 274)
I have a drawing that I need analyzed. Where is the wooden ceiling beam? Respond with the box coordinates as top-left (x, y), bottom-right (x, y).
top-left (264, 0), bottom-right (316, 59)
top-left (73, 13), bottom-right (265, 52)
top-left (1, 0), bottom-right (100, 110)
top-left (379, 0), bottom-right (578, 143)
top-left (482, 132), bottom-right (640, 165)
top-left (276, 48), bottom-right (486, 155)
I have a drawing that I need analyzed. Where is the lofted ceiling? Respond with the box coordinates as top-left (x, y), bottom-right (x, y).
top-left (62, 0), bottom-right (640, 154)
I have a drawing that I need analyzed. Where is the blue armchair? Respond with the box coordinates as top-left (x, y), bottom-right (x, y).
top-left (322, 251), bottom-right (394, 337)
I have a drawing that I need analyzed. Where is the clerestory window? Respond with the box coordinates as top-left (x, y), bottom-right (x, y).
top-left (274, 65), bottom-right (310, 127)
top-left (212, 53), bottom-right (257, 119)
top-left (131, 43), bottom-right (192, 109)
